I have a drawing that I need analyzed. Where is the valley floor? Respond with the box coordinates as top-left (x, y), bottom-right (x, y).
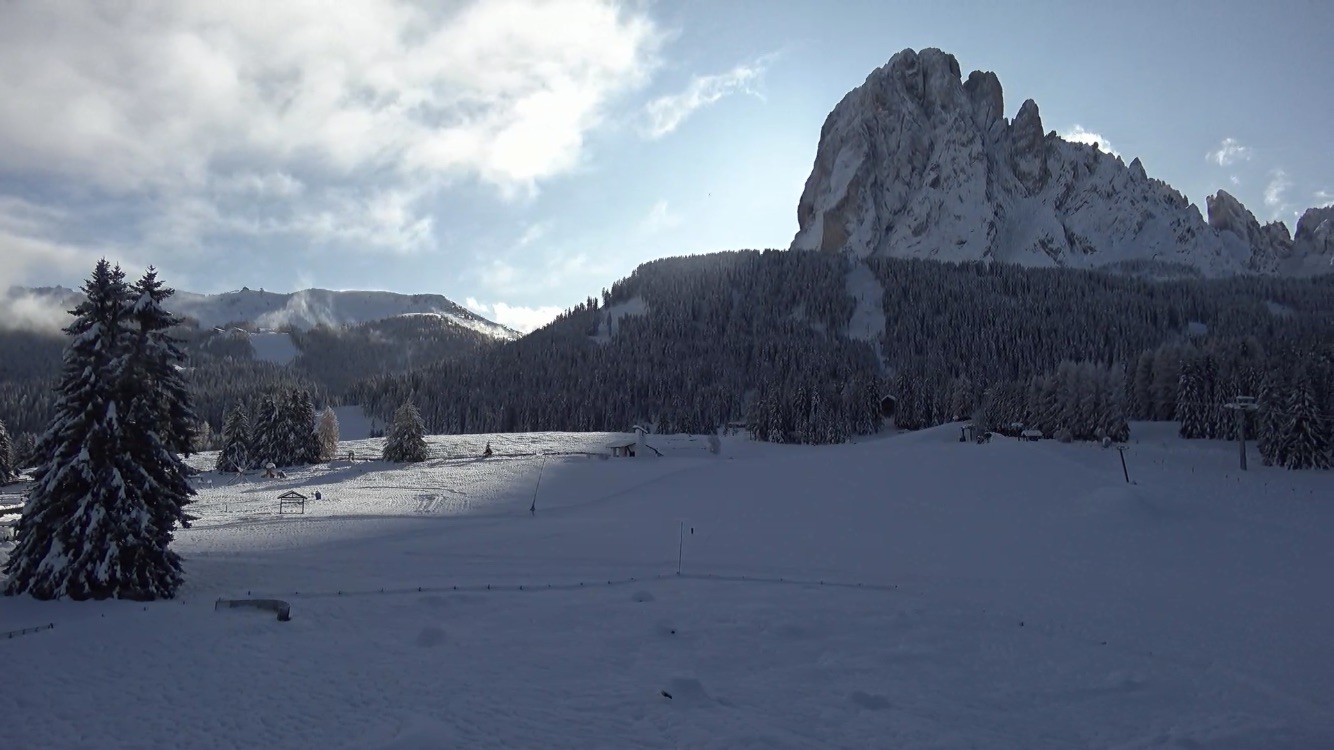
top-left (2, 424), bottom-right (1332, 749)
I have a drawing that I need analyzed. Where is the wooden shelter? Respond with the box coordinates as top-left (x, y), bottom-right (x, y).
top-left (278, 490), bottom-right (308, 514)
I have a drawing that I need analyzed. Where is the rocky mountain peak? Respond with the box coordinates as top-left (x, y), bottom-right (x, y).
top-left (791, 47), bottom-right (1327, 276)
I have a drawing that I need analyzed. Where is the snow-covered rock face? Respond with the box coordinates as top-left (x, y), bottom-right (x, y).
top-left (792, 47), bottom-right (1327, 276)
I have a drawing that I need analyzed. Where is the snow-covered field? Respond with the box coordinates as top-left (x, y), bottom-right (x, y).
top-left (3, 423), bottom-right (1332, 749)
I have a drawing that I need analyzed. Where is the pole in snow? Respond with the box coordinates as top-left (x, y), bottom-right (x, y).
top-left (530, 455), bottom-right (546, 516)
top-left (1224, 396), bottom-right (1259, 471)
top-left (1116, 445), bottom-right (1131, 483)
top-left (677, 521), bottom-right (684, 575)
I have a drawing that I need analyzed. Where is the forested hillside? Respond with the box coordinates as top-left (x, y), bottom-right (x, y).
top-left (349, 251), bottom-right (1334, 458)
top-left (0, 313), bottom-right (497, 441)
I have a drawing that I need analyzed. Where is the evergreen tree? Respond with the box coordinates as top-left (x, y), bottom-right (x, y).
top-left (118, 268), bottom-right (197, 569)
top-left (0, 418), bottom-right (12, 484)
top-left (1280, 367), bottom-right (1328, 470)
top-left (285, 389), bottom-right (320, 465)
top-left (1257, 367), bottom-right (1284, 467)
top-left (4, 260), bottom-right (185, 600)
top-left (316, 406), bottom-right (340, 462)
top-left (216, 404), bottom-right (251, 473)
top-left (14, 433), bottom-right (38, 472)
top-left (383, 401), bottom-right (429, 463)
top-left (1130, 351), bottom-right (1154, 420)
top-left (251, 395), bottom-right (283, 468)
top-left (1177, 359), bottom-right (1208, 439)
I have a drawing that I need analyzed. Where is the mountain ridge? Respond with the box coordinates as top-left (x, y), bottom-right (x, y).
top-left (4, 285), bottom-right (519, 340)
top-left (791, 47), bottom-right (1332, 276)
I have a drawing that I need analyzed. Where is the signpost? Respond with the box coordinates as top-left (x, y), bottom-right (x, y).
top-left (1223, 396), bottom-right (1260, 471)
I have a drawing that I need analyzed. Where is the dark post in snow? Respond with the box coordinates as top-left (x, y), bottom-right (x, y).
top-left (530, 455), bottom-right (547, 516)
top-left (677, 521), bottom-right (685, 575)
top-left (1116, 444), bottom-right (1131, 483)
top-left (1223, 396), bottom-right (1259, 471)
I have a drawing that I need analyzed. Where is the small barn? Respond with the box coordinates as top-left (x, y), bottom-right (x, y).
top-left (277, 490), bottom-right (307, 514)
top-left (1020, 429), bottom-right (1044, 442)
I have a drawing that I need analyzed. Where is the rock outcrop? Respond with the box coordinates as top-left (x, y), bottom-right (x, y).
top-left (791, 47), bottom-right (1327, 276)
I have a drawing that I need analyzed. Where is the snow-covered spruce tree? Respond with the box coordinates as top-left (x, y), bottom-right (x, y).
top-left (1280, 367), bottom-right (1328, 470)
top-left (283, 389), bottom-right (320, 466)
top-left (1177, 359), bottom-right (1208, 439)
top-left (215, 404), bottom-right (251, 473)
top-left (382, 401), bottom-right (429, 463)
top-left (316, 406), bottom-right (339, 462)
top-left (4, 260), bottom-right (180, 600)
top-left (0, 418), bottom-right (13, 484)
top-left (14, 433), bottom-right (38, 472)
top-left (118, 268), bottom-right (197, 564)
top-left (250, 395), bottom-right (283, 468)
top-left (1256, 366), bottom-right (1285, 467)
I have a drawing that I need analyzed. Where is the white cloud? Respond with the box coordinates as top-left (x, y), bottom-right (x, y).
top-left (1315, 189), bottom-right (1334, 207)
top-left (516, 221), bottom-right (553, 248)
top-left (463, 299), bottom-right (562, 333)
top-left (1058, 125), bottom-right (1119, 157)
top-left (1207, 137), bottom-right (1253, 167)
top-left (1264, 169), bottom-right (1291, 216)
top-left (640, 199), bottom-right (682, 233)
top-left (0, 0), bottom-right (663, 258)
top-left (643, 61), bottom-right (765, 139)
top-left (1230, 175), bottom-right (1242, 186)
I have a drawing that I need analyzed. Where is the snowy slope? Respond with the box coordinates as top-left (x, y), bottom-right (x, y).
top-left (245, 331), bottom-right (299, 365)
top-left (2, 424), bottom-right (1332, 748)
top-left (170, 288), bottom-right (518, 339)
top-left (7, 286), bottom-right (520, 340)
top-left (793, 48), bottom-right (1330, 276)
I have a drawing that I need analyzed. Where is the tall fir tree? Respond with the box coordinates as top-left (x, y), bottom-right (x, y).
top-left (1257, 367), bottom-right (1284, 467)
top-left (0, 418), bottom-right (13, 484)
top-left (4, 260), bottom-right (188, 600)
top-left (118, 268), bottom-right (197, 571)
top-left (1280, 367), bottom-right (1328, 470)
top-left (250, 395), bottom-right (283, 468)
top-left (1177, 359), bottom-right (1208, 439)
top-left (383, 401), bottom-right (429, 463)
top-left (14, 433), bottom-right (38, 472)
top-left (216, 404), bottom-right (252, 473)
top-left (286, 389), bottom-right (320, 466)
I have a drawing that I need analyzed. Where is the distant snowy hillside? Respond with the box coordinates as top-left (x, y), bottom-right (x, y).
top-left (7, 285), bottom-right (520, 340)
top-left (170, 288), bottom-right (518, 339)
top-left (793, 47), bottom-right (1332, 276)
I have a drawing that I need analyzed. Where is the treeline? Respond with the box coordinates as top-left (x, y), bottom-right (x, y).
top-left (0, 312), bottom-right (495, 439)
top-left (348, 252), bottom-right (1334, 465)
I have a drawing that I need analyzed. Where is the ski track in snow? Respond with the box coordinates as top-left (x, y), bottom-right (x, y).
top-left (2, 423), bottom-right (1333, 749)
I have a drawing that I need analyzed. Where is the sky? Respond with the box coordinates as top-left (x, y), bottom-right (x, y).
top-left (1, 0), bottom-right (1331, 332)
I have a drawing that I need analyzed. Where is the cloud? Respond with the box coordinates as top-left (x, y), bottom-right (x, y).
top-left (1058, 125), bottom-right (1119, 157)
top-left (462, 299), bottom-right (562, 333)
top-left (1264, 169), bottom-right (1291, 215)
top-left (1315, 189), bottom-right (1334, 207)
top-left (0, 0), bottom-right (663, 262)
top-left (643, 61), bottom-right (765, 139)
top-left (640, 199), bottom-right (682, 233)
top-left (515, 221), bottom-right (553, 248)
top-left (1207, 137), bottom-right (1253, 167)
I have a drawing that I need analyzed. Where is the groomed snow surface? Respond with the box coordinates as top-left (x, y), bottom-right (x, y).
top-left (2, 424), bottom-right (1332, 749)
